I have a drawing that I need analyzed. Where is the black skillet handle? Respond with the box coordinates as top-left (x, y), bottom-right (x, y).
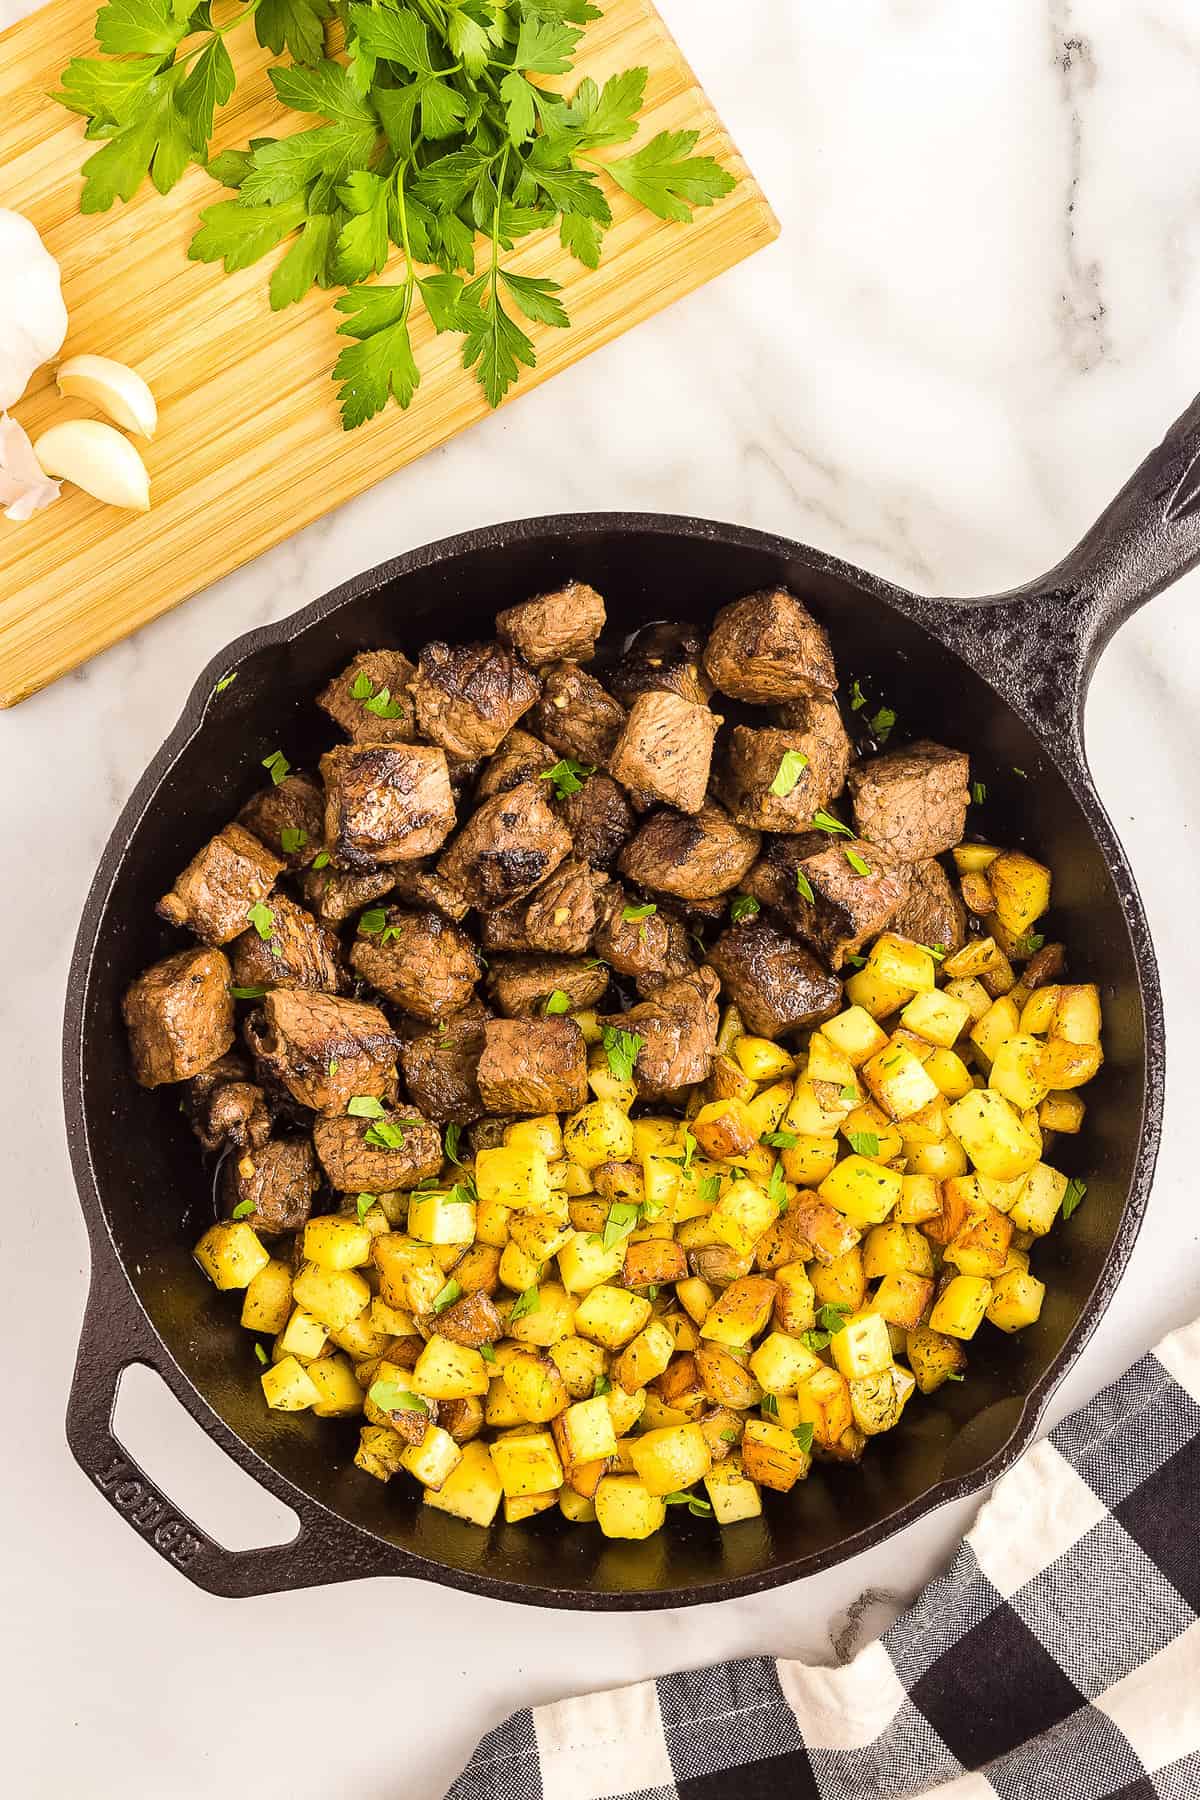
top-left (65, 1263), bottom-right (402, 1598)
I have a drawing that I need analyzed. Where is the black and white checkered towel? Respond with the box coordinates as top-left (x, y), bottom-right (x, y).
top-left (447, 1319), bottom-right (1200, 1800)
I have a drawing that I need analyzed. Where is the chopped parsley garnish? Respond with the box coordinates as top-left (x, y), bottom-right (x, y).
top-left (279, 826), bottom-right (308, 853)
top-left (720, 1428), bottom-right (739, 1444)
top-left (761, 1130), bottom-right (798, 1149)
top-left (312, 851), bottom-right (331, 870)
top-left (1062, 1176), bottom-right (1088, 1221)
top-left (1016, 932), bottom-right (1046, 957)
top-left (923, 943), bottom-right (947, 961)
top-left (698, 1174), bottom-right (721, 1204)
top-left (262, 749), bottom-right (291, 785)
top-left (432, 1278), bottom-right (463, 1314)
top-left (868, 706), bottom-right (896, 743)
top-left (622, 902), bottom-right (656, 923)
top-left (802, 1304), bottom-right (852, 1352)
top-left (540, 757), bottom-right (595, 799)
top-left (844, 847), bottom-right (872, 877)
top-left (363, 684), bottom-right (406, 719)
top-left (443, 1123), bottom-right (463, 1165)
top-left (231, 1198), bottom-right (255, 1220)
top-left (1013, 767), bottom-right (1028, 779)
top-left (944, 1370), bottom-right (965, 1382)
top-left (730, 894), bottom-right (760, 923)
top-left (664, 1491), bottom-right (713, 1516)
top-left (602, 1199), bottom-right (642, 1249)
top-left (214, 671), bottom-right (237, 694)
top-left (350, 672), bottom-right (373, 701)
top-left (593, 1374), bottom-right (611, 1398)
top-left (971, 780), bottom-right (987, 805)
top-left (769, 749), bottom-right (809, 797)
top-left (246, 902), bottom-right (275, 941)
top-left (254, 1342), bottom-right (269, 1365)
top-left (544, 989), bottom-right (571, 1015)
top-left (811, 809), bottom-right (852, 837)
top-left (480, 1343), bottom-right (497, 1363)
top-left (368, 1381), bottom-right (429, 1416)
top-left (364, 1120), bottom-right (412, 1151)
top-left (230, 984), bottom-right (268, 1000)
top-left (768, 1159), bottom-right (787, 1212)
top-left (602, 1025), bottom-right (644, 1084)
top-left (793, 1422), bottom-right (815, 1453)
top-left (847, 1131), bottom-right (879, 1157)
top-left (356, 1193), bottom-right (376, 1222)
top-left (328, 1057), bottom-right (339, 1076)
top-left (795, 870), bottom-right (815, 904)
top-left (348, 1095), bottom-right (387, 1119)
top-left (844, 952), bottom-right (867, 969)
top-left (358, 907), bottom-right (400, 942)
top-left (761, 1393), bottom-right (779, 1417)
top-left (849, 678), bottom-right (867, 712)
top-left (509, 1285), bottom-right (540, 1322)
top-left (840, 1083), bottom-right (858, 1104)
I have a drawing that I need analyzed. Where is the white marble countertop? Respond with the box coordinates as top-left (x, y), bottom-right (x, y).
top-left (3, 2), bottom-right (1200, 1795)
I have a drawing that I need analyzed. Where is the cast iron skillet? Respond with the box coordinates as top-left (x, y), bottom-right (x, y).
top-left (63, 394), bottom-right (1200, 1607)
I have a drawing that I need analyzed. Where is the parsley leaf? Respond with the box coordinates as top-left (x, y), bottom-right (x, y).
top-left (213, 670), bottom-right (238, 694)
top-left (769, 749), bottom-right (808, 797)
top-left (246, 902), bottom-right (275, 941)
top-left (229, 983), bottom-right (268, 1000)
top-left (1062, 1176), bottom-right (1087, 1221)
top-left (868, 706), bottom-right (896, 744)
top-left (698, 1174), bottom-right (721, 1204)
top-left (432, 1278), bottom-right (463, 1314)
top-left (592, 1374), bottom-right (611, 1397)
top-left (768, 1160), bottom-right (787, 1212)
top-left (601, 1025), bottom-right (644, 1084)
top-left (811, 809), bottom-right (852, 837)
top-left (761, 1393), bottom-right (779, 1418)
top-left (793, 1422), bottom-right (815, 1453)
top-left (849, 679), bottom-right (867, 712)
top-left (602, 1199), bottom-right (641, 1249)
top-left (730, 894), bottom-right (760, 923)
top-left (231, 1198), bottom-right (256, 1220)
top-left (280, 826), bottom-right (308, 853)
top-left (844, 847), bottom-right (872, 877)
top-left (312, 851), bottom-right (331, 869)
top-left (347, 1095), bottom-right (387, 1119)
top-left (510, 1285), bottom-right (540, 1321)
top-left (663, 1490), bottom-right (713, 1516)
top-left (444, 1123), bottom-right (462, 1165)
top-left (540, 756), bottom-right (594, 798)
top-left (622, 902), bottom-right (656, 923)
top-left (364, 1120), bottom-right (413, 1150)
top-left (369, 1380), bottom-right (429, 1415)
top-left (605, 128), bottom-right (737, 222)
top-left (262, 749), bottom-right (291, 785)
top-left (356, 1192), bottom-right (376, 1222)
top-left (544, 989), bottom-right (572, 1015)
top-left (333, 285), bottom-right (420, 429)
top-left (795, 870), bottom-right (815, 903)
top-left (762, 1130), bottom-right (798, 1149)
top-left (479, 1341), bottom-right (496, 1363)
top-left (254, 1342), bottom-right (269, 1365)
top-left (256, 0), bottom-right (332, 66)
top-left (971, 780), bottom-right (987, 805)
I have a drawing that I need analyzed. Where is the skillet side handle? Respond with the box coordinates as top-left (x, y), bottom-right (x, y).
top-left (65, 1269), bottom-right (385, 1599)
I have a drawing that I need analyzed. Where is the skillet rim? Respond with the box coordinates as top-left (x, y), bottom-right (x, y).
top-left (62, 509), bottom-right (1163, 1608)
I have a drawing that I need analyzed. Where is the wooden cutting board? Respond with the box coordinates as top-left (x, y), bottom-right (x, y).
top-left (0, 2), bottom-right (778, 705)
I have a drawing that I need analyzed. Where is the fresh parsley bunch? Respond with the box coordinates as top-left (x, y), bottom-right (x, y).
top-left (55, 0), bottom-right (738, 427)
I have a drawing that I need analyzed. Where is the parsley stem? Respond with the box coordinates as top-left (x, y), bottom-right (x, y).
top-left (174, 0), bottom-right (263, 63)
top-left (394, 163), bottom-right (417, 327)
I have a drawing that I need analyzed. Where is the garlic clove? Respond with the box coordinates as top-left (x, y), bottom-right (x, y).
top-left (56, 353), bottom-right (157, 439)
top-left (34, 419), bottom-right (150, 512)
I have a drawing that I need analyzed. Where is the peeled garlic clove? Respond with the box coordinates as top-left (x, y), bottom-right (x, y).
top-left (57, 353), bottom-right (157, 439)
top-left (34, 419), bottom-right (150, 512)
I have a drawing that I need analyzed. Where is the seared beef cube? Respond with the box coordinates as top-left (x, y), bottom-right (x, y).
top-left (611, 621), bottom-right (712, 707)
top-left (157, 824), bottom-right (284, 947)
top-left (555, 772), bottom-right (634, 870)
top-left (238, 773), bottom-right (325, 870)
top-left (890, 859), bottom-right (967, 955)
top-left (321, 742), bottom-right (455, 869)
top-left (436, 780), bottom-right (572, 912)
top-left (230, 895), bottom-right (343, 993)
top-left (496, 581), bottom-right (605, 668)
top-left (123, 947), bottom-right (235, 1087)
top-left (426, 1290), bottom-right (504, 1348)
top-left (476, 730), bottom-right (557, 801)
top-left (221, 1136), bottom-right (319, 1236)
top-left (388, 861), bottom-right (470, 922)
top-left (719, 697), bottom-right (851, 832)
top-left (533, 661), bottom-right (626, 766)
top-left (790, 838), bottom-right (912, 969)
top-left (848, 741), bottom-right (970, 862)
top-left (703, 588), bottom-right (837, 703)
top-left (619, 801), bottom-right (760, 901)
top-left (601, 968), bottom-right (719, 1101)
top-left (399, 1004), bottom-right (488, 1125)
top-left (707, 921), bottom-right (842, 1037)
top-left (608, 692), bottom-right (721, 814)
top-left (312, 1110), bottom-right (442, 1192)
top-left (740, 832), bottom-right (829, 926)
top-left (351, 907), bottom-right (479, 1021)
top-left (317, 649), bottom-right (417, 744)
top-left (479, 900), bottom-right (537, 954)
top-left (246, 991), bottom-right (399, 1115)
top-left (593, 885), bottom-right (695, 984)
top-left (477, 1017), bottom-right (588, 1114)
top-left (519, 859), bottom-right (607, 954)
top-left (411, 640), bottom-right (540, 759)
top-left (184, 1052), bottom-right (272, 1153)
top-left (485, 955), bottom-right (610, 1019)
top-left (301, 864), bottom-right (394, 925)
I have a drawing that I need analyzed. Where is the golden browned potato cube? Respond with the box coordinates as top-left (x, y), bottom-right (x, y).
top-left (504, 1490), bottom-right (558, 1524)
top-left (505, 1113), bottom-right (564, 1159)
top-left (330, 1311), bottom-right (393, 1360)
top-left (413, 1335), bottom-right (491, 1401)
top-left (276, 1306), bottom-right (330, 1363)
top-left (777, 1136), bottom-right (839, 1187)
top-left (574, 1284), bottom-right (652, 1350)
top-left (1020, 985), bottom-right (1060, 1035)
top-left (943, 976), bottom-right (992, 1025)
top-left (819, 1155), bottom-right (902, 1228)
top-left (895, 1174), bottom-right (942, 1225)
top-left (953, 843), bottom-right (1001, 875)
top-left (475, 1196), bottom-right (512, 1248)
top-left (595, 1474), bottom-right (666, 1540)
top-left (622, 1240), bottom-right (688, 1291)
top-left (863, 1041), bottom-right (941, 1121)
top-left (498, 1240), bottom-right (545, 1296)
top-left (830, 1310), bottom-right (894, 1379)
top-left (810, 1245), bottom-right (867, 1315)
top-left (929, 1275), bottom-right (992, 1339)
top-left (548, 1332), bottom-right (607, 1398)
top-left (745, 1081), bottom-right (793, 1141)
top-left (629, 1422), bottom-right (712, 1496)
top-left (988, 1033), bottom-right (1051, 1111)
top-left (676, 1276), bottom-right (716, 1326)
top-left (501, 1351), bottom-right (570, 1422)
top-left (960, 870), bottom-right (995, 915)
top-left (699, 1276), bottom-right (778, 1349)
top-left (900, 988), bottom-right (972, 1049)
top-left (947, 1090), bottom-right (1041, 1181)
top-left (1037, 1037), bottom-right (1103, 1090)
top-left (303, 1215), bottom-right (372, 1270)
top-left (306, 1354), bottom-right (365, 1417)
top-left (709, 1177), bottom-right (777, 1258)
top-left (784, 1073), bottom-right (855, 1137)
top-left (422, 1439), bottom-right (503, 1526)
top-left (986, 1267), bottom-right (1047, 1332)
top-left (844, 965), bottom-right (912, 1021)
top-left (195, 1220), bottom-right (270, 1291)
top-left (923, 1046), bottom-right (975, 1100)
top-left (292, 1261), bottom-right (371, 1332)
top-left (563, 1101), bottom-right (635, 1170)
top-left (372, 1234), bottom-right (445, 1313)
top-left (695, 1344), bottom-right (760, 1411)
top-left (732, 1035), bottom-right (796, 1081)
top-left (905, 1137), bottom-right (970, 1180)
top-left (613, 1319), bottom-right (675, 1394)
top-left (749, 1331), bottom-right (824, 1394)
top-left (606, 1384), bottom-right (647, 1436)
top-left (508, 1280), bottom-right (577, 1348)
top-left (987, 851), bottom-right (1051, 936)
top-left (692, 1098), bottom-right (758, 1163)
top-left (895, 1098), bottom-right (951, 1150)
top-left (401, 1424), bottom-right (462, 1490)
top-left (906, 1325), bottom-right (968, 1392)
top-left (1050, 984), bottom-right (1102, 1045)
top-left (849, 1363), bottom-right (916, 1435)
top-left (773, 1261), bottom-right (817, 1335)
top-left (945, 1205), bottom-right (1013, 1278)
top-left (354, 1422), bottom-right (408, 1480)
top-left (1039, 1090), bottom-right (1085, 1134)
top-left (484, 1374), bottom-right (525, 1429)
top-left (559, 1487), bottom-right (598, 1523)
top-left (871, 1271), bottom-right (934, 1330)
top-left (945, 935), bottom-right (1007, 981)
top-left (969, 997), bottom-right (1021, 1065)
top-left (555, 1394), bottom-right (619, 1465)
top-left (556, 1230), bottom-right (627, 1295)
top-left (741, 1417), bottom-right (812, 1492)
top-left (1008, 1161), bottom-right (1069, 1235)
top-left (869, 933), bottom-right (937, 994)
top-left (261, 1354), bottom-right (321, 1411)
top-left (490, 1430), bottom-right (564, 1497)
top-left (475, 1144), bottom-right (552, 1209)
top-left (822, 1005), bottom-right (891, 1066)
top-left (702, 1453), bottom-right (763, 1523)
top-left (241, 1258), bottom-right (293, 1335)
top-left (794, 1365), bottom-right (853, 1447)
top-left (863, 1222), bottom-right (933, 1279)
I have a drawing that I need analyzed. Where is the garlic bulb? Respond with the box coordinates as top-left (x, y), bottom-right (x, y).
top-left (0, 412), bottom-right (61, 521)
top-left (0, 210), bottom-right (69, 410)
top-left (34, 419), bottom-right (150, 512)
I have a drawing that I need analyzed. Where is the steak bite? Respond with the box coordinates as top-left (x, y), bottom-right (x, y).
top-left (410, 640), bottom-right (541, 759)
top-left (718, 697), bottom-right (851, 832)
top-left (320, 742), bottom-right (455, 870)
top-left (184, 1052), bottom-right (272, 1153)
top-left (847, 741), bottom-right (971, 863)
top-left (312, 1110), bottom-right (442, 1192)
top-left (533, 661), bottom-right (626, 766)
top-left (496, 580), bottom-right (606, 667)
top-left (790, 838), bottom-right (912, 969)
top-left (221, 1136), bottom-right (320, 1236)
top-left (611, 621), bottom-right (712, 707)
top-left (246, 990), bottom-right (399, 1114)
top-left (608, 691), bottom-right (721, 815)
top-left (706, 921), bottom-right (842, 1038)
top-left (300, 864), bottom-right (394, 926)
top-left (477, 1017), bottom-right (588, 1114)
top-left (230, 894), bottom-right (343, 994)
top-left (602, 967), bottom-right (719, 1101)
top-left (436, 779), bottom-right (572, 912)
top-left (485, 955), bottom-right (610, 1018)
top-left (157, 824), bottom-right (284, 947)
top-left (555, 772), bottom-right (634, 870)
top-left (350, 907), bottom-right (479, 1021)
top-left (890, 859), bottom-right (967, 955)
top-left (519, 859), bottom-right (607, 954)
top-left (398, 1004), bottom-right (488, 1124)
top-left (237, 773), bottom-right (325, 870)
top-left (618, 801), bottom-right (760, 901)
top-left (703, 588), bottom-right (837, 703)
top-left (317, 649), bottom-right (417, 744)
top-left (476, 730), bottom-right (556, 801)
top-left (592, 885), bottom-right (695, 985)
top-left (388, 861), bottom-right (470, 922)
top-left (123, 948), bottom-right (235, 1087)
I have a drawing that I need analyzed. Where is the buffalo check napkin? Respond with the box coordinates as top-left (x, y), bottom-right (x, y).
top-left (446, 1318), bottom-right (1200, 1800)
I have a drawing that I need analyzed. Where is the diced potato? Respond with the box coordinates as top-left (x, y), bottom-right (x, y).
top-left (773, 1261), bottom-right (817, 1335)
top-left (988, 851), bottom-right (1051, 936)
top-left (794, 1365), bottom-right (853, 1447)
top-left (559, 1162), bottom-right (594, 1198)
top-left (631, 1116), bottom-right (677, 1157)
top-left (500, 1351), bottom-right (569, 1422)
top-left (945, 1204), bottom-right (1013, 1277)
top-left (475, 1145), bottom-right (551, 1209)
top-left (1008, 1161), bottom-right (1068, 1235)
top-left (292, 1261), bottom-right (371, 1332)
top-left (819, 1155), bottom-right (901, 1228)
top-left (622, 1240), bottom-right (688, 1292)
top-left (422, 1439), bottom-right (504, 1526)
top-left (703, 1453), bottom-right (763, 1523)
top-left (952, 842), bottom-right (1002, 875)
top-left (330, 1311), bottom-right (393, 1360)
top-left (929, 1275), bottom-right (992, 1339)
top-left (699, 1276), bottom-right (778, 1348)
top-left (662, 1310), bottom-right (699, 1354)
top-left (906, 1325), bottom-right (967, 1392)
top-left (944, 976), bottom-right (991, 1023)
top-left (507, 1280), bottom-right (576, 1349)
top-left (401, 1424), bottom-right (462, 1490)
top-left (474, 1197), bottom-right (511, 1249)
top-left (503, 1490), bottom-right (557, 1524)
top-left (674, 1276), bottom-right (715, 1327)
top-left (850, 1362), bottom-right (915, 1435)
top-left (606, 1384), bottom-right (647, 1437)
top-left (894, 1098), bottom-right (950, 1149)
top-left (989, 1033), bottom-right (1051, 1111)
top-left (563, 1101), bottom-right (635, 1170)
top-left (741, 1417), bottom-right (811, 1491)
top-left (749, 1331), bottom-right (823, 1394)
top-left (303, 1215), bottom-right (372, 1269)
top-left (555, 1395), bottom-right (618, 1464)
top-left (490, 1430), bottom-right (564, 1497)
top-left (595, 1474), bottom-right (666, 1539)
top-left (408, 1188), bottom-right (477, 1246)
top-left (505, 1114), bottom-right (564, 1161)
top-left (830, 1310), bottom-right (893, 1379)
top-left (709, 1177), bottom-right (777, 1258)
top-left (923, 1046), bottom-right (975, 1100)
top-left (900, 988), bottom-right (972, 1049)
top-left (871, 1270), bottom-right (934, 1330)
top-left (484, 1374), bottom-right (525, 1428)
top-left (696, 1344), bottom-right (761, 1411)
top-left (785, 1074), bottom-right (855, 1137)
top-left (845, 965), bottom-right (912, 1021)
top-left (261, 1354), bottom-right (320, 1411)
top-left (745, 1081), bottom-right (793, 1140)
top-left (986, 1267), bottom-right (1047, 1332)
top-left (905, 1136), bottom-right (971, 1180)
top-left (732, 1034), bottom-right (796, 1081)
top-left (413, 1335), bottom-right (491, 1401)
top-left (354, 1422), bottom-right (408, 1480)
top-left (574, 1284), bottom-right (652, 1350)
top-left (869, 933), bottom-right (937, 994)
top-left (587, 1043), bottom-right (637, 1110)
top-left (895, 1174), bottom-right (941, 1224)
top-left (548, 1333), bottom-right (608, 1398)
top-left (613, 1319), bottom-right (675, 1393)
top-left (970, 997), bottom-right (1021, 1065)
top-left (372, 1234), bottom-right (445, 1313)
top-left (195, 1220), bottom-right (269, 1291)
top-left (822, 1005), bottom-right (890, 1066)
top-left (498, 1241), bottom-right (544, 1295)
top-left (1039, 1091), bottom-right (1085, 1134)
top-left (690, 1098), bottom-right (757, 1164)
top-left (810, 1245), bottom-right (867, 1314)
top-left (559, 1487), bottom-right (597, 1523)
top-left (1048, 984), bottom-right (1101, 1045)
top-left (629, 1423), bottom-right (712, 1496)
top-left (947, 1090), bottom-right (1041, 1181)
top-left (241, 1258), bottom-right (293, 1334)
top-left (806, 1035), bottom-right (859, 1094)
top-left (556, 1230), bottom-right (626, 1296)
top-left (863, 1222), bottom-right (933, 1280)
top-left (1037, 1038), bottom-right (1103, 1089)
top-left (779, 1135), bottom-right (840, 1186)
top-left (960, 870), bottom-right (995, 915)
top-left (863, 1042), bottom-right (940, 1121)
top-left (1020, 986), bottom-right (1060, 1035)
top-left (508, 1208), bottom-right (572, 1263)
top-left (276, 1306), bottom-right (329, 1362)
top-left (306, 1354), bottom-right (364, 1417)
top-left (945, 936), bottom-right (1007, 981)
